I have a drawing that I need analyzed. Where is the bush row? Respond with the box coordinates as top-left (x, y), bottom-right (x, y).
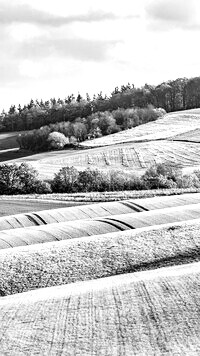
top-left (1, 163), bottom-right (200, 195)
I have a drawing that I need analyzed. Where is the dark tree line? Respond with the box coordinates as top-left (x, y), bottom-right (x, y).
top-left (1, 76), bottom-right (200, 133)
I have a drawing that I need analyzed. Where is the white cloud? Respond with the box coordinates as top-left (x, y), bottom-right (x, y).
top-left (18, 60), bottom-right (45, 78)
top-left (9, 24), bottom-right (45, 41)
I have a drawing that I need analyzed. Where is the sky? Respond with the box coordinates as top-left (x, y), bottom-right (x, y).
top-left (1, 0), bottom-right (200, 111)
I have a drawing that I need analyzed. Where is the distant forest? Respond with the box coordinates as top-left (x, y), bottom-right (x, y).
top-left (1, 76), bottom-right (200, 133)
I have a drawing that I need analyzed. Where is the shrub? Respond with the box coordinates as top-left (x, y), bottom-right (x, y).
top-left (176, 173), bottom-right (200, 188)
top-left (141, 163), bottom-right (181, 189)
top-left (51, 166), bottom-right (79, 193)
top-left (17, 128), bottom-right (50, 152)
top-left (108, 170), bottom-right (129, 191)
top-left (0, 164), bottom-right (21, 194)
top-left (77, 168), bottom-right (109, 192)
top-left (47, 132), bottom-right (69, 150)
top-left (0, 163), bottom-right (51, 194)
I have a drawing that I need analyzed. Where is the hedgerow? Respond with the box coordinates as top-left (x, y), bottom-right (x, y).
top-left (1, 162), bottom-right (200, 195)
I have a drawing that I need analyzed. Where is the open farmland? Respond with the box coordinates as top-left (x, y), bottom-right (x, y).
top-left (2, 107), bottom-right (200, 353)
top-left (4, 108), bottom-right (200, 179)
top-left (0, 199), bottom-right (90, 216)
top-left (0, 218), bottom-right (200, 296)
top-left (1, 192), bottom-right (200, 353)
top-left (1, 192), bottom-right (200, 230)
top-left (0, 261), bottom-right (200, 355)
top-left (5, 139), bottom-right (200, 179)
top-left (1, 202), bottom-right (200, 249)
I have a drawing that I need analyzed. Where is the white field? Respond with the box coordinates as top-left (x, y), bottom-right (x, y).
top-left (0, 261), bottom-right (200, 355)
top-left (0, 218), bottom-right (200, 295)
top-left (5, 139), bottom-right (200, 179)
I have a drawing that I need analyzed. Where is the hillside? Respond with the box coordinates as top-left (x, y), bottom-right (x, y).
top-left (3, 108), bottom-right (200, 179)
top-left (0, 192), bottom-right (200, 230)
top-left (0, 132), bottom-right (19, 150)
top-left (0, 261), bottom-right (200, 355)
top-left (1, 192), bottom-right (200, 353)
top-left (79, 109), bottom-right (200, 147)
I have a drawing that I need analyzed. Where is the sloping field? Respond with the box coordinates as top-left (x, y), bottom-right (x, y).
top-left (0, 199), bottom-right (145, 231)
top-left (0, 218), bottom-right (200, 296)
top-left (0, 261), bottom-right (200, 355)
top-left (1, 192), bottom-right (200, 230)
top-left (1, 203), bottom-right (200, 249)
top-left (0, 132), bottom-right (19, 150)
top-left (79, 109), bottom-right (200, 147)
top-left (1, 192), bottom-right (200, 354)
top-left (3, 109), bottom-right (200, 178)
top-left (172, 127), bottom-right (200, 142)
top-left (7, 140), bottom-right (200, 179)
top-left (0, 199), bottom-right (89, 216)
top-left (33, 140), bottom-right (200, 175)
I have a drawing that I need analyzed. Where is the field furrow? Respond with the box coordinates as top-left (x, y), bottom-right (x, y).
top-left (0, 202), bottom-right (200, 251)
top-left (1, 192), bottom-right (200, 231)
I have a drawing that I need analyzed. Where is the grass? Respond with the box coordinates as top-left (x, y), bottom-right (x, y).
top-left (1, 192), bottom-right (200, 230)
top-left (0, 199), bottom-right (90, 217)
top-left (0, 132), bottom-right (19, 150)
top-left (172, 127), bottom-right (200, 142)
top-left (0, 148), bottom-right (34, 163)
top-left (0, 261), bottom-right (200, 354)
top-left (0, 219), bottom-right (200, 296)
top-left (1, 187), bottom-right (200, 202)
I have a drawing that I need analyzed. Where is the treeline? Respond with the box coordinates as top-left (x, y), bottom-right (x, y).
top-left (17, 106), bottom-right (164, 152)
top-left (1, 162), bottom-right (200, 195)
top-left (1, 76), bottom-right (200, 132)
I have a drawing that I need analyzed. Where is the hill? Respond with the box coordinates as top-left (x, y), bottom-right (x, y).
top-left (0, 261), bottom-right (200, 355)
top-left (0, 192), bottom-right (200, 353)
top-left (3, 108), bottom-right (200, 179)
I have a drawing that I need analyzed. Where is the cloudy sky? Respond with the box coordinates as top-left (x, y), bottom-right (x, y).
top-left (1, 0), bottom-right (200, 111)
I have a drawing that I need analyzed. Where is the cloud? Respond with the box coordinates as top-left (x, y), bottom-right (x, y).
top-left (0, 2), bottom-right (133, 27)
top-left (146, 0), bottom-right (197, 30)
top-left (16, 37), bottom-right (120, 62)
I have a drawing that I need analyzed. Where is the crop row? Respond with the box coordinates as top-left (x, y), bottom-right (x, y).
top-left (1, 192), bottom-right (200, 231)
top-left (22, 140), bottom-right (200, 180)
top-left (1, 218), bottom-right (200, 296)
top-left (1, 203), bottom-right (200, 249)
